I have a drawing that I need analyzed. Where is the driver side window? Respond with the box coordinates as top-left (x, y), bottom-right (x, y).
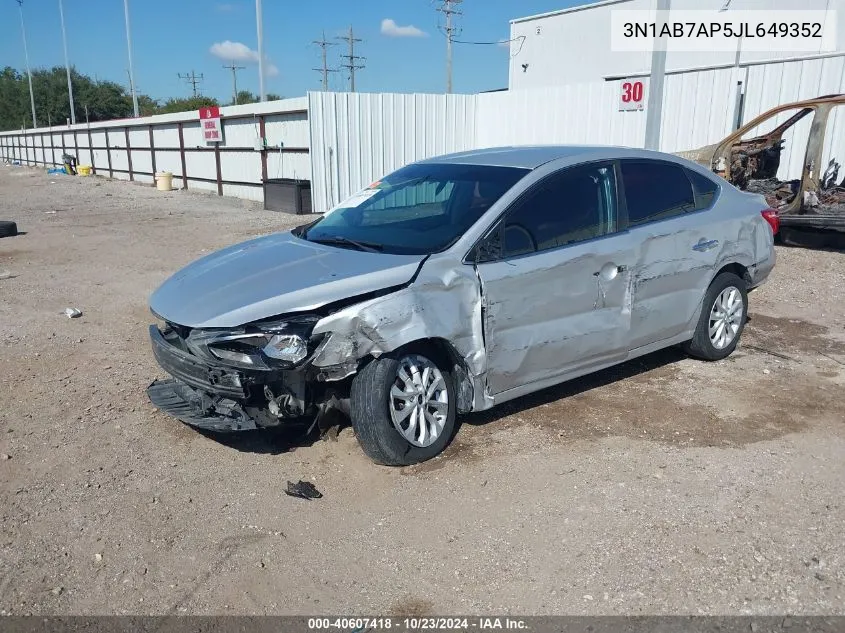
top-left (499, 163), bottom-right (617, 258)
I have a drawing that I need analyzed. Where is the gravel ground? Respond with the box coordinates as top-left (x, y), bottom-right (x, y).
top-left (1, 165), bottom-right (844, 616)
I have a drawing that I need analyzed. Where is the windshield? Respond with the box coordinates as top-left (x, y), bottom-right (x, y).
top-left (300, 163), bottom-right (529, 255)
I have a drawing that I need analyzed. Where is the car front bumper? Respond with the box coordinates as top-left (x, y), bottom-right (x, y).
top-left (147, 378), bottom-right (259, 432)
top-left (149, 325), bottom-right (249, 399)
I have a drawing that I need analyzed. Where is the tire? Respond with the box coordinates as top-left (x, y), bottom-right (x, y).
top-left (350, 349), bottom-right (457, 466)
top-left (683, 272), bottom-right (748, 361)
top-left (0, 221), bottom-right (17, 238)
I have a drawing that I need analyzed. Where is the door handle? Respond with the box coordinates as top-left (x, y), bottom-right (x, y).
top-left (692, 238), bottom-right (719, 252)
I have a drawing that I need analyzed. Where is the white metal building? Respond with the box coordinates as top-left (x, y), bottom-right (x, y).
top-left (508, 0), bottom-right (845, 90)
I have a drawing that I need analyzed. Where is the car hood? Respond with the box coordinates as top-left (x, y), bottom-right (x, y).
top-left (149, 232), bottom-right (425, 328)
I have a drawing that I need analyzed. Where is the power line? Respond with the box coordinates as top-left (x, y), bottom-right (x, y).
top-left (436, 0), bottom-right (462, 93)
top-left (177, 70), bottom-right (204, 98)
top-left (336, 25), bottom-right (365, 93)
top-left (223, 61), bottom-right (246, 105)
top-left (312, 31), bottom-right (338, 92)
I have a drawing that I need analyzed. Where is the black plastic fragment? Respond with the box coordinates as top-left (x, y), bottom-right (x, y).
top-left (285, 480), bottom-right (322, 500)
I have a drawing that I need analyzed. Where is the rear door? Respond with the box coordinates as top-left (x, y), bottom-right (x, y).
top-left (620, 160), bottom-right (724, 350)
top-left (474, 162), bottom-right (636, 395)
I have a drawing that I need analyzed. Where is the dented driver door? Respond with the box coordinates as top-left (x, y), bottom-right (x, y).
top-left (474, 162), bottom-right (635, 397)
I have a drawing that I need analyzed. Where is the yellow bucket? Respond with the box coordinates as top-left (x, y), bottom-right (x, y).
top-left (155, 172), bottom-right (173, 191)
top-left (78, 165), bottom-right (92, 176)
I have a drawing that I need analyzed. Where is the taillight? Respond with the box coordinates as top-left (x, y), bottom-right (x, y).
top-left (761, 208), bottom-right (779, 235)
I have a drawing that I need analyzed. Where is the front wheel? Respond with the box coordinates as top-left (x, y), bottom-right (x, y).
top-left (683, 272), bottom-right (748, 361)
top-left (350, 350), bottom-right (456, 466)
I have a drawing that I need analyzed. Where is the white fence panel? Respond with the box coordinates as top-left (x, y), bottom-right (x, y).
top-left (477, 83), bottom-right (645, 149)
top-left (308, 91), bottom-right (478, 213)
top-left (0, 98), bottom-right (311, 198)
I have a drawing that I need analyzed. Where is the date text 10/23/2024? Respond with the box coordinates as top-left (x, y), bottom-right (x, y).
top-left (307, 617), bottom-right (529, 631)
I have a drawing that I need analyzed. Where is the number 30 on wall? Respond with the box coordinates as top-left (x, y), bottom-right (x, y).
top-left (619, 78), bottom-right (646, 111)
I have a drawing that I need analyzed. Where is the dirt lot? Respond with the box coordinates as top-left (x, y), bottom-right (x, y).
top-left (1, 165), bottom-right (844, 616)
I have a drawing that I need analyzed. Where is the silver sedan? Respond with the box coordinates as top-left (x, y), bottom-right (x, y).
top-left (147, 146), bottom-right (777, 465)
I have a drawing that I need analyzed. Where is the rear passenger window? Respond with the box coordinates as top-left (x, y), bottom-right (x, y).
top-left (621, 161), bottom-right (696, 226)
top-left (501, 163), bottom-right (617, 257)
top-left (685, 168), bottom-right (719, 210)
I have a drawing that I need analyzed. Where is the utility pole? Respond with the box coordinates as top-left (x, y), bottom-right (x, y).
top-left (123, 0), bottom-right (140, 117)
top-left (643, 0), bottom-right (670, 150)
top-left (16, 0), bottom-right (37, 128)
top-left (58, 0), bottom-right (76, 124)
top-left (223, 61), bottom-right (245, 104)
top-left (437, 0), bottom-right (462, 93)
top-left (336, 26), bottom-right (365, 92)
top-left (178, 71), bottom-right (205, 98)
top-left (255, 0), bottom-right (266, 101)
top-left (312, 31), bottom-right (338, 92)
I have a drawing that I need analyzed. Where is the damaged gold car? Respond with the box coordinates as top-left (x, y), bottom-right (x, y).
top-left (678, 94), bottom-right (845, 232)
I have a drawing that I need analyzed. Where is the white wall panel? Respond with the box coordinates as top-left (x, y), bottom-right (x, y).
top-left (153, 151), bottom-right (182, 177)
top-left (219, 151), bottom-right (261, 184)
top-left (266, 151), bottom-right (310, 181)
top-left (152, 124), bottom-right (180, 149)
top-left (308, 91), bottom-right (477, 213)
top-left (128, 127), bottom-right (150, 148)
top-left (132, 150), bottom-right (153, 175)
top-left (1, 97), bottom-right (311, 202)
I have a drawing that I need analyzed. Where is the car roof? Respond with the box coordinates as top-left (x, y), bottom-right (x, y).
top-left (416, 145), bottom-right (685, 169)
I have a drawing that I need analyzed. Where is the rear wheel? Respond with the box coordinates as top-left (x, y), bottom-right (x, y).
top-left (350, 350), bottom-right (456, 466)
top-left (683, 272), bottom-right (748, 361)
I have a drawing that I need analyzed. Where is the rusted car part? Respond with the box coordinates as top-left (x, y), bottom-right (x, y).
top-left (677, 94), bottom-right (845, 231)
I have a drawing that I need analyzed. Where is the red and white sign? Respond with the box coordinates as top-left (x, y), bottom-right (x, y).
top-left (619, 78), bottom-right (646, 112)
top-left (199, 106), bottom-right (222, 143)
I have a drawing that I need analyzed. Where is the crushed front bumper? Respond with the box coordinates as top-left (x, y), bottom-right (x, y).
top-left (149, 325), bottom-right (248, 398)
top-left (147, 378), bottom-right (259, 432)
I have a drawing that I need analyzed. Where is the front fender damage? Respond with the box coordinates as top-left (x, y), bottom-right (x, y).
top-left (310, 258), bottom-right (488, 413)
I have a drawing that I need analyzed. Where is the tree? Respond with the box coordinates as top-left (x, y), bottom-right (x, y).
top-left (0, 67), bottom-right (27, 130)
top-left (137, 95), bottom-right (159, 117)
top-left (157, 96), bottom-right (219, 114)
top-left (235, 90), bottom-right (257, 105)
top-left (235, 90), bottom-right (283, 105)
top-left (0, 66), bottom-right (135, 129)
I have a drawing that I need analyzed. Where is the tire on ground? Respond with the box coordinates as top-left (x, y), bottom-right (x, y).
top-left (683, 272), bottom-right (748, 361)
top-left (350, 349), bottom-right (457, 466)
top-left (0, 221), bottom-right (18, 238)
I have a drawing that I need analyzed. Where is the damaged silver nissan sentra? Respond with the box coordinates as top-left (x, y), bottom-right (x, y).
top-left (147, 146), bottom-right (777, 465)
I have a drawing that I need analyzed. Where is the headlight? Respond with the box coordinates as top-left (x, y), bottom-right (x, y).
top-left (188, 316), bottom-right (320, 370)
top-left (262, 334), bottom-right (308, 363)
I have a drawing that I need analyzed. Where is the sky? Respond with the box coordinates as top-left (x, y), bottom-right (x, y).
top-left (0, 0), bottom-right (582, 103)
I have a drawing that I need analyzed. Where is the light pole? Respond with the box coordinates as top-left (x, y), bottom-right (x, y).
top-left (16, 0), bottom-right (37, 128)
top-left (256, 0), bottom-right (266, 101)
top-left (643, 0), bottom-right (670, 150)
top-left (123, 0), bottom-right (140, 117)
top-left (58, 0), bottom-right (76, 124)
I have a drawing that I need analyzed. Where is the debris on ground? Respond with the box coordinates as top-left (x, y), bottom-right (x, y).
top-left (0, 220), bottom-right (18, 238)
top-left (62, 308), bottom-right (83, 319)
top-left (284, 480), bottom-right (322, 500)
top-left (0, 271), bottom-right (16, 280)
top-left (746, 178), bottom-right (800, 209)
